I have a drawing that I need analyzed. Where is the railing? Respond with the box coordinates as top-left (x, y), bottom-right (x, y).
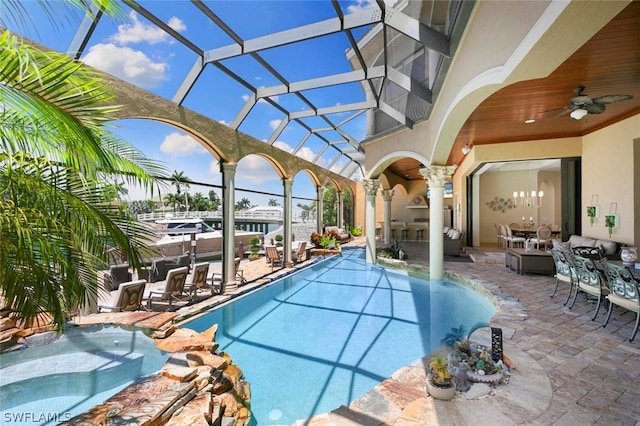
top-left (137, 210), bottom-right (310, 223)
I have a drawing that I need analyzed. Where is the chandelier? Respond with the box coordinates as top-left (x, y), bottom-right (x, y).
top-left (513, 190), bottom-right (543, 207)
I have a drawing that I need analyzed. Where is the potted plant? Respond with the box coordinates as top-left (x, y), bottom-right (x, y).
top-left (586, 205), bottom-right (598, 227)
top-left (248, 236), bottom-right (262, 261)
top-left (274, 234), bottom-right (284, 247)
top-left (426, 355), bottom-right (456, 400)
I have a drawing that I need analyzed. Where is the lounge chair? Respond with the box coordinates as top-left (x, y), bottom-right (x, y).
top-left (265, 246), bottom-right (283, 272)
top-left (210, 257), bottom-right (245, 293)
top-left (292, 241), bottom-right (307, 264)
top-left (140, 254), bottom-right (191, 283)
top-left (144, 266), bottom-right (189, 311)
top-left (103, 264), bottom-right (132, 291)
top-left (98, 280), bottom-right (146, 313)
top-left (184, 262), bottom-right (210, 299)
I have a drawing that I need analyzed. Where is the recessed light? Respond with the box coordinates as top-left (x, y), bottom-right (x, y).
top-left (525, 119), bottom-right (535, 124)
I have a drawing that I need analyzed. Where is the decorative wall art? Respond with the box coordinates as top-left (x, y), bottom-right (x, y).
top-left (587, 205), bottom-right (599, 226)
top-left (486, 197), bottom-right (516, 213)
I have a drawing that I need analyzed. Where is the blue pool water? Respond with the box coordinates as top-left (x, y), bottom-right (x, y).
top-left (0, 326), bottom-right (170, 426)
top-left (186, 247), bottom-right (496, 425)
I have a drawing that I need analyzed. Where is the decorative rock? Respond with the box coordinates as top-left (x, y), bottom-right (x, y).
top-left (165, 392), bottom-right (211, 426)
top-left (0, 316), bottom-right (16, 331)
top-left (186, 351), bottom-right (228, 369)
top-left (217, 391), bottom-right (239, 417)
top-left (156, 328), bottom-right (217, 352)
top-left (235, 380), bottom-right (251, 403)
top-left (162, 366), bottom-right (198, 382)
top-left (222, 363), bottom-right (244, 384)
top-left (211, 374), bottom-right (234, 395)
top-left (464, 382), bottom-right (492, 399)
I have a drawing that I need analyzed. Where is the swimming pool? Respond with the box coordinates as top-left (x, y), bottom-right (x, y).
top-left (186, 247), bottom-right (496, 425)
top-left (0, 325), bottom-right (170, 426)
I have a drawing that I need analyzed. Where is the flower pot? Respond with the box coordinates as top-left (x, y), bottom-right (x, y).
top-left (466, 370), bottom-right (503, 384)
top-left (426, 377), bottom-right (456, 400)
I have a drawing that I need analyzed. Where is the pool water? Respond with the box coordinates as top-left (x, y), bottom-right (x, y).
top-left (186, 247), bottom-right (496, 425)
top-left (0, 326), bottom-right (170, 426)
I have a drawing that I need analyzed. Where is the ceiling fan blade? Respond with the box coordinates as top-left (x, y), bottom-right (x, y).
top-left (550, 107), bottom-right (572, 119)
top-left (585, 103), bottom-right (606, 114)
top-left (592, 94), bottom-right (633, 104)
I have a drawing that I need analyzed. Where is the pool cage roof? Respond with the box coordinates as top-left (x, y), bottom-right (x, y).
top-left (68, 0), bottom-right (466, 179)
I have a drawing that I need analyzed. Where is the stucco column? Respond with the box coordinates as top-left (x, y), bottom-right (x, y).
top-left (222, 163), bottom-right (238, 292)
top-left (316, 186), bottom-right (325, 234)
top-left (363, 179), bottom-right (381, 264)
top-left (337, 191), bottom-right (344, 229)
top-left (420, 165), bottom-right (456, 280)
top-left (283, 178), bottom-right (293, 267)
top-left (381, 189), bottom-right (394, 244)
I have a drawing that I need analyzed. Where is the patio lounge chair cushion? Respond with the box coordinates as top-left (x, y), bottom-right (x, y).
top-left (184, 262), bottom-right (210, 298)
top-left (103, 264), bottom-right (132, 291)
top-left (144, 266), bottom-right (189, 311)
top-left (99, 279), bottom-right (146, 313)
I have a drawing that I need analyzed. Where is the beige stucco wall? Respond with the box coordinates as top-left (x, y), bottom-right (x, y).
top-left (581, 113), bottom-right (640, 246)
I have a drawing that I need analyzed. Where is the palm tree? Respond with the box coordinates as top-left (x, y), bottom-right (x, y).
top-left (0, 1), bottom-right (166, 329)
top-left (235, 197), bottom-right (252, 211)
top-left (170, 170), bottom-right (191, 212)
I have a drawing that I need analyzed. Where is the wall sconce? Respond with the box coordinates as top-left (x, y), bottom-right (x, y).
top-left (461, 143), bottom-right (471, 155)
top-left (570, 108), bottom-right (588, 120)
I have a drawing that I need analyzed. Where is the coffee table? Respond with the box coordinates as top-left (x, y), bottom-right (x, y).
top-left (506, 248), bottom-right (555, 275)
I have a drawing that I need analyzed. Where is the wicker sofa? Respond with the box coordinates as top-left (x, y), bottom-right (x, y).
top-left (554, 235), bottom-right (623, 260)
top-left (443, 228), bottom-right (464, 256)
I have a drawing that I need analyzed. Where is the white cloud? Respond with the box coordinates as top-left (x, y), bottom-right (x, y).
top-left (209, 159), bottom-right (221, 174)
top-left (160, 132), bottom-right (207, 156)
top-left (238, 155), bottom-right (281, 184)
top-left (218, 120), bottom-right (229, 126)
top-left (111, 11), bottom-right (185, 45)
top-left (269, 119), bottom-right (282, 130)
top-left (82, 43), bottom-right (168, 88)
top-left (273, 141), bottom-right (293, 153)
top-left (241, 93), bottom-right (278, 104)
top-left (347, 0), bottom-right (397, 13)
top-left (296, 146), bottom-right (316, 163)
top-left (168, 16), bottom-right (187, 32)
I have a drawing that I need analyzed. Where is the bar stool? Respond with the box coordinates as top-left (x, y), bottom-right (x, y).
top-left (416, 228), bottom-right (425, 242)
top-left (401, 228), bottom-right (409, 241)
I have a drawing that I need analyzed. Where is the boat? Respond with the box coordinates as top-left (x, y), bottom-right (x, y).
top-left (151, 218), bottom-right (261, 260)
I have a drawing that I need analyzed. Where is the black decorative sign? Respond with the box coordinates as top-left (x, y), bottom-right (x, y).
top-left (491, 327), bottom-right (503, 363)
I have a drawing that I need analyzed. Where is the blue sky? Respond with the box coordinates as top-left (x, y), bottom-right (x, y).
top-left (8, 0), bottom-right (389, 208)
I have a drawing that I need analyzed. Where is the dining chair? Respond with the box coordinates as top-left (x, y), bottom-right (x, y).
top-left (529, 225), bottom-right (552, 250)
top-left (549, 249), bottom-right (577, 305)
top-left (601, 262), bottom-right (640, 342)
top-left (505, 225), bottom-right (526, 248)
top-left (569, 255), bottom-right (609, 320)
top-left (571, 246), bottom-right (603, 260)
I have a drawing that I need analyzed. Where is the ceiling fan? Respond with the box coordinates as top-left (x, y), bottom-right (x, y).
top-left (556, 86), bottom-right (633, 120)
